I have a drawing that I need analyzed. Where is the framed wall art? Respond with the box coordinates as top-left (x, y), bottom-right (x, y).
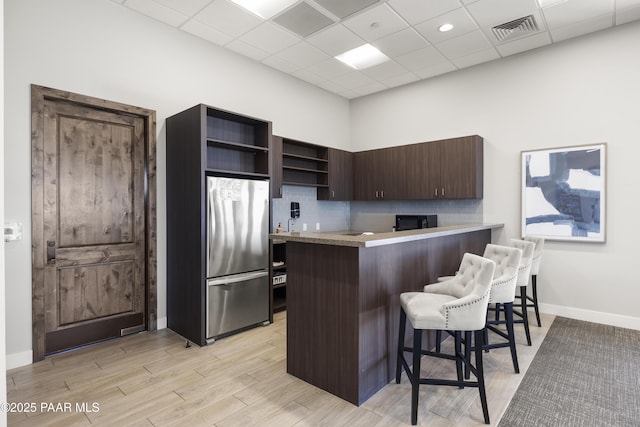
top-left (521, 143), bottom-right (606, 243)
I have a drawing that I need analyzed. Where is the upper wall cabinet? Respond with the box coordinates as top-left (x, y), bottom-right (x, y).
top-left (354, 145), bottom-right (406, 201)
top-left (354, 135), bottom-right (483, 201)
top-left (319, 148), bottom-right (353, 201)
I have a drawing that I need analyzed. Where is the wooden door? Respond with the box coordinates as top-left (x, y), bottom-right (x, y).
top-left (32, 85), bottom-right (157, 360)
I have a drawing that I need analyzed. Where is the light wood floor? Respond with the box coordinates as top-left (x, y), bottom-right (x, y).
top-left (6, 311), bottom-right (554, 426)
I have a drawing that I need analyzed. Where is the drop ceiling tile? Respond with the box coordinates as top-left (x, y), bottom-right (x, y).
top-left (261, 55), bottom-right (301, 73)
top-left (449, 46), bottom-right (499, 68)
top-left (342, 4), bottom-right (409, 42)
top-left (381, 72), bottom-right (419, 88)
top-left (238, 22), bottom-right (300, 54)
top-left (395, 46), bottom-right (450, 71)
top-left (466, 0), bottom-right (539, 28)
top-left (414, 7), bottom-right (478, 44)
top-left (495, 31), bottom-right (551, 56)
top-left (151, 0), bottom-right (212, 16)
top-left (306, 23), bottom-right (366, 55)
top-left (352, 81), bottom-right (389, 96)
top-left (361, 60), bottom-right (409, 80)
top-left (193, 0), bottom-right (262, 38)
top-left (413, 60), bottom-right (457, 79)
top-left (181, 19), bottom-right (234, 45)
top-left (225, 39), bottom-right (270, 61)
top-left (331, 71), bottom-right (377, 89)
top-left (292, 68), bottom-right (326, 84)
top-left (372, 28), bottom-right (431, 57)
top-left (387, 0), bottom-right (462, 26)
top-left (274, 42), bottom-right (330, 68)
top-left (304, 57), bottom-right (353, 79)
top-left (436, 29), bottom-right (493, 59)
top-left (542, 0), bottom-right (613, 29)
top-left (549, 14), bottom-right (614, 42)
top-left (313, 0), bottom-right (380, 19)
top-left (124, 0), bottom-right (188, 26)
top-left (616, 3), bottom-right (640, 25)
top-left (316, 80), bottom-right (349, 93)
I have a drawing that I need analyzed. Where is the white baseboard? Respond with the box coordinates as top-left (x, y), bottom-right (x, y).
top-left (540, 303), bottom-right (640, 331)
top-left (6, 350), bottom-right (32, 370)
top-left (156, 316), bottom-right (167, 330)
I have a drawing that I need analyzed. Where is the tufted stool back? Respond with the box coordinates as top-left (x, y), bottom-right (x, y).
top-left (420, 253), bottom-right (496, 331)
top-left (524, 236), bottom-right (544, 275)
top-left (509, 239), bottom-right (535, 288)
top-left (482, 244), bottom-right (522, 304)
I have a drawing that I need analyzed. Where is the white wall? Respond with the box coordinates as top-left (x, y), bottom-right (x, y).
top-left (4, 0), bottom-right (350, 367)
top-left (1, 0), bottom-right (8, 423)
top-left (351, 21), bottom-right (640, 328)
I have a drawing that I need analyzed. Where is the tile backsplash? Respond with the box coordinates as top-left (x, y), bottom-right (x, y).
top-left (272, 186), bottom-right (350, 232)
top-left (272, 185), bottom-right (483, 233)
top-left (350, 199), bottom-right (483, 232)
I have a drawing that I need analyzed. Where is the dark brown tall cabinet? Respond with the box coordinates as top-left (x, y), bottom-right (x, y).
top-left (166, 104), bottom-right (272, 346)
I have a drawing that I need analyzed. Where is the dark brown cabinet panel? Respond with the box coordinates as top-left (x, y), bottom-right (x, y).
top-left (354, 146), bottom-right (406, 200)
top-left (354, 135), bottom-right (483, 201)
top-left (424, 135), bottom-right (483, 199)
top-left (166, 104), bottom-right (272, 346)
top-left (319, 148), bottom-right (353, 200)
top-left (271, 135), bottom-right (283, 198)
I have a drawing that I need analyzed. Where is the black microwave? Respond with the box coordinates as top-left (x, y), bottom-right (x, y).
top-left (395, 215), bottom-right (438, 231)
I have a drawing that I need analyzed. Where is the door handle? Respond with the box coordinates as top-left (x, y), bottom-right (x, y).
top-left (47, 240), bottom-right (56, 264)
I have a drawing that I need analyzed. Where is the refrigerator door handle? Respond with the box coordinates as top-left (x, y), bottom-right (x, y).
top-left (207, 270), bottom-right (268, 286)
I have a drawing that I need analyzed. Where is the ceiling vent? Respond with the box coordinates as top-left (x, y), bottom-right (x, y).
top-left (274, 2), bottom-right (334, 38)
top-left (491, 14), bottom-right (539, 42)
top-left (313, 0), bottom-right (379, 19)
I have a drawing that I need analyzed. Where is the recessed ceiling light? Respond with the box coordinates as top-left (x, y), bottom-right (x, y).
top-left (537, 0), bottom-right (569, 7)
top-left (230, 0), bottom-right (298, 19)
top-left (335, 44), bottom-right (390, 70)
top-left (438, 23), bottom-right (454, 32)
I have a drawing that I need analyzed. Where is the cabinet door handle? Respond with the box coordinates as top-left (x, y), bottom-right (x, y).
top-left (434, 188), bottom-right (438, 197)
top-left (442, 188), bottom-right (445, 197)
top-left (375, 191), bottom-right (379, 199)
top-left (332, 190), bottom-right (335, 198)
top-left (279, 186), bottom-right (282, 196)
top-left (380, 190), bottom-right (384, 198)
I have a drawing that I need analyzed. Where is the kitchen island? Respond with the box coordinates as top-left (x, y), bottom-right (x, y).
top-left (272, 223), bottom-right (502, 406)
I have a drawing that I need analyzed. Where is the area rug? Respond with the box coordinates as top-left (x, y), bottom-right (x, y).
top-left (498, 317), bottom-right (640, 427)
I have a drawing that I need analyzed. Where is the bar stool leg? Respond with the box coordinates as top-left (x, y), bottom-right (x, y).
top-left (504, 302), bottom-right (520, 374)
top-left (411, 328), bottom-right (422, 425)
top-left (519, 286), bottom-right (532, 346)
top-left (464, 330), bottom-right (472, 380)
top-left (396, 309), bottom-right (407, 384)
top-left (435, 330), bottom-right (442, 352)
top-left (532, 275), bottom-right (541, 327)
top-left (455, 331), bottom-right (463, 388)
top-left (474, 329), bottom-right (490, 425)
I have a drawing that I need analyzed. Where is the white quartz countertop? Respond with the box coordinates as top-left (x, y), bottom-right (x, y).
top-left (270, 223), bottom-right (503, 248)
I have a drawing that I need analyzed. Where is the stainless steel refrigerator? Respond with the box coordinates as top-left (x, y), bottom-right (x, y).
top-left (206, 176), bottom-right (270, 342)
